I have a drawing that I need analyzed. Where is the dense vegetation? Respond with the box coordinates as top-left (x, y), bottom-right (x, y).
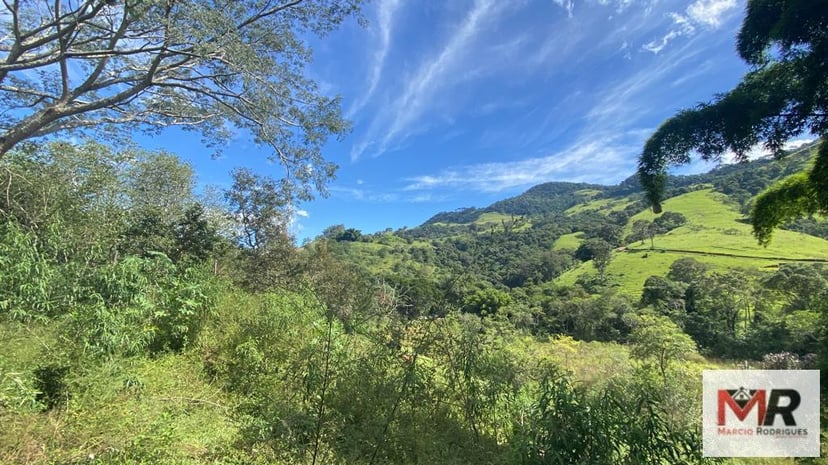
top-left (6, 139), bottom-right (827, 464)
top-left (1, 0), bottom-right (826, 462)
top-left (4, 138), bottom-right (824, 464)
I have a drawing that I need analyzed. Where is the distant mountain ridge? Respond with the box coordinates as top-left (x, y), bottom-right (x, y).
top-left (421, 141), bottom-right (817, 227)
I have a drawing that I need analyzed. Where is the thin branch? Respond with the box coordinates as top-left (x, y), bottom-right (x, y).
top-left (311, 316), bottom-right (334, 465)
top-left (368, 353), bottom-right (418, 465)
top-left (0, 85), bottom-right (58, 102)
top-left (237, 0), bottom-right (304, 30)
top-left (73, 5), bottom-right (135, 97)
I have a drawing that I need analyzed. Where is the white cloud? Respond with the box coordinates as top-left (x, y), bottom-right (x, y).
top-left (408, 193), bottom-right (447, 203)
top-left (677, 137), bottom-right (816, 175)
top-left (329, 185), bottom-right (399, 202)
top-left (589, 37), bottom-right (708, 128)
top-left (553, 0), bottom-right (575, 18)
top-left (404, 134), bottom-right (638, 193)
top-left (783, 137), bottom-right (816, 151)
top-left (642, 29), bottom-right (683, 54)
top-left (642, 0), bottom-right (737, 54)
top-left (687, 0), bottom-right (738, 28)
top-left (286, 207), bottom-right (310, 237)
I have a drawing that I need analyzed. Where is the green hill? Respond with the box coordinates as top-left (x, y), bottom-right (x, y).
top-left (557, 188), bottom-right (828, 296)
top-left (329, 141), bottom-right (827, 298)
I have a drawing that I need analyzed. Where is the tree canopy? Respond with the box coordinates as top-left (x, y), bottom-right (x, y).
top-left (638, 0), bottom-right (828, 244)
top-left (0, 0), bottom-right (362, 200)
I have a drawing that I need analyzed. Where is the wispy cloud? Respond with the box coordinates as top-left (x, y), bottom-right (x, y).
top-left (403, 133), bottom-right (639, 193)
top-left (687, 0), bottom-right (738, 27)
top-left (552, 0), bottom-right (575, 18)
top-left (643, 0), bottom-right (738, 54)
top-left (351, 0), bottom-right (505, 160)
top-left (401, 0), bottom-right (743, 197)
top-left (590, 33), bottom-right (712, 128)
top-left (346, 0), bottom-right (402, 117)
top-left (287, 207), bottom-right (310, 237)
top-left (329, 185), bottom-right (400, 202)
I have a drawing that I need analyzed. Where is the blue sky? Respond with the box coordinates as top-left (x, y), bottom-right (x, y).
top-left (167, 0), bottom-right (755, 241)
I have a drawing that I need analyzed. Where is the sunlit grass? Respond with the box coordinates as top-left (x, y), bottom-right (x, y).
top-left (552, 232), bottom-right (583, 251)
top-left (558, 188), bottom-right (828, 296)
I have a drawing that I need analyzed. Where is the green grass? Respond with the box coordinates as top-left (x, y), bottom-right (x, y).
top-left (565, 197), bottom-right (633, 215)
top-left (331, 240), bottom-right (441, 276)
top-left (552, 232), bottom-right (583, 251)
top-left (627, 189), bottom-right (828, 259)
top-left (471, 212), bottom-right (532, 231)
top-left (556, 188), bottom-right (828, 296)
top-left (0, 322), bottom-right (236, 464)
top-left (574, 188), bottom-right (603, 198)
top-left (473, 212), bottom-right (514, 225)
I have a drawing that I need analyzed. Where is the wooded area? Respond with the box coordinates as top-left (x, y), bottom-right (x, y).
top-left (1, 1), bottom-right (827, 464)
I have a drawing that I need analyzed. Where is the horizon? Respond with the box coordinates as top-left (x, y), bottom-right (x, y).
top-left (131, 0), bottom-right (809, 241)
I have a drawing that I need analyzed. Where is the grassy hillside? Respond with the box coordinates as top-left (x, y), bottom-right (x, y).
top-left (557, 188), bottom-right (828, 296)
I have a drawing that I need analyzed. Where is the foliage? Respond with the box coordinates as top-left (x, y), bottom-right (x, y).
top-left (575, 237), bottom-right (613, 275)
top-left (629, 314), bottom-right (698, 379)
top-left (638, 0), bottom-right (828, 243)
top-left (224, 167), bottom-right (300, 291)
top-left (0, 221), bottom-right (61, 320)
top-left (514, 366), bottom-right (710, 465)
top-left (67, 254), bottom-right (216, 357)
top-left (463, 286), bottom-right (513, 316)
top-left (4, 133), bottom-right (828, 463)
top-left (32, 364), bottom-right (70, 411)
top-left (0, 0), bottom-right (363, 200)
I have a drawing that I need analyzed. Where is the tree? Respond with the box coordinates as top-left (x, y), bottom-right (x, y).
top-left (0, 0), bottom-right (362, 199)
top-left (626, 219), bottom-right (652, 245)
top-left (225, 167), bottom-right (289, 251)
top-left (225, 167), bottom-right (297, 290)
top-left (763, 263), bottom-right (828, 313)
top-left (640, 275), bottom-right (687, 323)
top-left (462, 286), bottom-right (512, 316)
top-left (173, 203), bottom-right (219, 264)
top-left (119, 150), bottom-right (198, 259)
top-left (575, 238), bottom-right (613, 275)
top-left (637, 1), bottom-right (828, 244)
top-left (629, 314), bottom-right (697, 379)
top-left (126, 151), bottom-right (194, 219)
top-left (337, 227), bottom-right (362, 242)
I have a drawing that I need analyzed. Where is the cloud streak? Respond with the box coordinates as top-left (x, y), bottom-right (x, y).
top-left (399, 1), bottom-right (744, 197)
top-left (351, 0), bottom-right (504, 160)
top-left (346, 0), bottom-right (401, 118)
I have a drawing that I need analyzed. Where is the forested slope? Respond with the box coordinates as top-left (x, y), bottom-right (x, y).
top-left (1, 140), bottom-right (825, 464)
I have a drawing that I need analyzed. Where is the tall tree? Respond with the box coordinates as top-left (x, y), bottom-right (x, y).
top-left (637, 0), bottom-right (828, 244)
top-left (0, 0), bottom-right (362, 199)
top-left (225, 167), bottom-right (297, 290)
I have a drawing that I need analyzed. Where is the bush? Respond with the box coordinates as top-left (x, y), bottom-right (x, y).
top-left (0, 222), bottom-right (60, 321)
top-left (514, 366), bottom-right (709, 464)
top-left (68, 254), bottom-right (216, 357)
